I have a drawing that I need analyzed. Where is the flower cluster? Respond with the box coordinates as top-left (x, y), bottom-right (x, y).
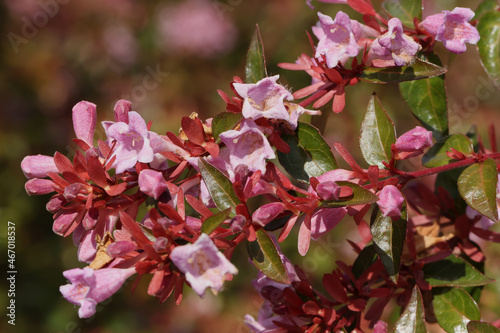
top-left (280, 2), bottom-right (480, 113)
top-left (21, 0), bottom-right (500, 331)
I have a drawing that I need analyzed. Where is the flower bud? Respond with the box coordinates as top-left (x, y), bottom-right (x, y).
top-left (138, 169), bottom-right (169, 199)
top-left (25, 178), bottom-right (55, 195)
top-left (377, 185), bottom-right (405, 219)
top-left (113, 99), bottom-right (131, 123)
top-left (394, 126), bottom-right (433, 159)
top-left (21, 154), bottom-right (58, 179)
top-left (72, 101), bottom-right (97, 147)
top-left (252, 202), bottom-right (286, 227)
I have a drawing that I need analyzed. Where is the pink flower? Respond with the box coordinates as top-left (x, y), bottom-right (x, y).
top-left (394, 126), bottom-right (433, 159)
top-left (377, 185), bottom-right (405, 219)
top-left (59, 267), bottom-right (136, 318)
top-left (21, 154), bottom-right (58, 179)
top-left (219, 119), bottom-right (276, 174)
top-left (369, 18), bottom-right (421, 66)
top-left (103, 111), bottom-right (156, 173)
top-left (72, 101), bottom-right (97, 148)
top-left (421, 7), bottom-right (480, 54)
top-left (138, 169), bottom-right (169, 199)
top-left (315, 11), bottom-right (360, 68)
top-left (233, 76), bottom-right (318, 130)
top-left (170, 233), bottom-right (238, 297)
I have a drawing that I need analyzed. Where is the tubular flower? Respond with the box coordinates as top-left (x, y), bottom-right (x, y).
top-left (103, 111), bottom-right (157, 174)
top-left (315, 11), bottom-right (360, 68)
top-left (59, 267), bottom-right (136, 318)
top-left (369, 18), bottom-right (421, 66)
top-left (170, 234), bottom-right (238, 297)
top-left (219, 119), bottom-right (276, 174)
top-left (421, 7), bottom-right (480, 54)
top-left (233, 75), bottom-right (317, 130)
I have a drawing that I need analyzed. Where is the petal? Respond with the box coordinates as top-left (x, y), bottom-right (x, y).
top-left (72, 101), bottom-right (97, 147)
top-left (21, 154), bottom-right (58, 179)
top-left (113, 99), bottom-right (131, 123)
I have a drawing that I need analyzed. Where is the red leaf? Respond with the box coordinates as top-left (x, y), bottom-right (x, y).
top-left (181, 117), bottom-right (205, 145)
top-left (86, 155), bottom-right (109, 188)
top-left (347, 0), bottom-right (376, 15)
top-left (106, 183), bottom-right (127, 196)
top-left (203, 141), bottom-right (220, 157)
top-left (148, 267), bottom-right (165, 296)
top-left (185, 194), bottom-right (213, 218)
top-left (119, 212), bottom-right (163, 263)
top-left (158, 202), bottom-right (184, 224)
top-left (323, 273), bottom-right (348, 303)
top-left (54, 152), bottom-right (75, 174)
top-left (98, 140), bottom-right (112, 159)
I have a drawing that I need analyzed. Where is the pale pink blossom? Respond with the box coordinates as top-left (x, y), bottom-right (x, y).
top-left (103, 111), bottom-right (158, 173)
top-left (170, 233), bottom-right (238, 297)
top-left (233, 75), bottom-right (318, 130)
top-left (369, 18), bottom-right (421, 66)
top-left (421, 7), bottom-right (480, 54)
top-left (315, 11), bottom-right (360, 68)
top-left (59, 267), bottom-right (136, 318)
top-left (219, 119), bottom-right (276, 174)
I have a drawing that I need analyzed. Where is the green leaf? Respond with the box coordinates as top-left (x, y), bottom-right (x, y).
top-left (245, 25), bottom-right (267, 84)
top-left (468, 321), bottom-right (500, 333)
top-left (423, 254), bottom-right (495, 287)
top-left (382, 0), bottom-right (422, 27)
top-left (247, 228), bottom-right (289, 284)
top-left (360, 58), bottom-right (447, 83)
top-left (199, 158), bottom-right (241, 210)
top-left (458, 159), bottom-right (499, 222)
top-left (201, 208), bottom-right (231, 235)
top-left (433, 288), bottom-right (480, 333)
top-left (400, 53), bottom-right (448, 141)
top-left (352, 244), bottom-right (378, 278)
top-left (321, 181), bottom-right (379, 208)
top-left (435, 168), bottom-right (467, 215)
top-left (477, 10), bottom-right (500, 88)
top-left (422, 134), bottom-right (473, 168)
top-left (277, 122), bottom-right (338, 183)
top-left (359, 93), bottom-right (396, 168)
top-left (475, 0), bottom-right (500, 20)
top-left (211, 112), bottom-right (243, 142)
top-left (371, 205), bottom-right (407, 282)
top-left (394, 286), bottom-right (427, 333)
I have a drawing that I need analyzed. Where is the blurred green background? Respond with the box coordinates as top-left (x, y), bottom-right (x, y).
top-left (1, 0), bottom-right (499, 332)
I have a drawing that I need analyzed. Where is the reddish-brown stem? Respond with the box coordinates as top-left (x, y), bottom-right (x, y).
top-left (395, 152), bottom-right (500, 181)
